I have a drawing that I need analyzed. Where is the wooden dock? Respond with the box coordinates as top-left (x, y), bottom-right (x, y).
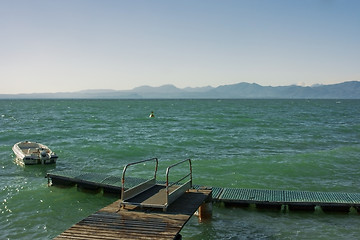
top-left (54, 189), bottom-right (212, 240)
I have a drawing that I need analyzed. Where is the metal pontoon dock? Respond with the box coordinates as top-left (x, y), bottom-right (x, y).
top-left (214, 188), bottom-right (360, 212)
top-left (47, 170), bottom-right (360, 212)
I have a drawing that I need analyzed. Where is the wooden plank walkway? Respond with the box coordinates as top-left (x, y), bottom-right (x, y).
top-left (54, 189), bottom-right (212, 240)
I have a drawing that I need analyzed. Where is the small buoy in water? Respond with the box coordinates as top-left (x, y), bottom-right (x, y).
top-left (149, 111), bottom-right (155, 118)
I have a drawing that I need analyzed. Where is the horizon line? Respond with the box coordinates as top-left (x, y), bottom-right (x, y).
top-left (1, 80), bottom-right (358, 95)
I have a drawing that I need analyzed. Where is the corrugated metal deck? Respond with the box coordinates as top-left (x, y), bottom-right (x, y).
top-left (218, 188), bottom-right (360, 210)
top-left (219, 188), bottom-right (284, 203)
top-left (47, 170), bottom-right (360, 210)
top-left (47, 170), bottom-right (144, 193)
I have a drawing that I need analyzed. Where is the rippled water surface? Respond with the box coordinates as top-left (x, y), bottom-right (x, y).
top-left (0, 99), bottom-right (359, 239)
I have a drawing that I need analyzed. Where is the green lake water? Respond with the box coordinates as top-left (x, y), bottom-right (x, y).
top-left (0, 99), bottom-right (359, 239)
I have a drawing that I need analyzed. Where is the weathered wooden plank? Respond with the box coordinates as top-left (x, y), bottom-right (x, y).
top-left (58, 226), bottom-right (176, 239)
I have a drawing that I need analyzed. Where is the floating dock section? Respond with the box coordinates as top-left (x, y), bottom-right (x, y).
top-left (213, 188), bottom-right (360, 212)
top-left (47, 170), bottom-right (360, 213)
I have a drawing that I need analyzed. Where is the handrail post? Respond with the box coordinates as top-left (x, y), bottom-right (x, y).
top-left (120, 164), bottom-right (128, 202)
top-left (165, 159), bottom-right (192, 208)
top-left (188, 159), bottom-right (192, 188)
top-left (120, 158), bottom-right (158, 204)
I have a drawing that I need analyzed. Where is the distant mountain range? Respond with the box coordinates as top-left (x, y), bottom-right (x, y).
top-left (1, 81), bottom-right (359, 99)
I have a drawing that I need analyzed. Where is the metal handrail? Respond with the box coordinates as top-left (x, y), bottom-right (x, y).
top-left (165, 159), bottom-right (192, 206)
top-left (121, 158), bottom-right (158, 201)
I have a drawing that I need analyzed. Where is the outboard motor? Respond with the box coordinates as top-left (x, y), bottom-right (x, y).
top-left (40, 150), bottom-right (49, 164)
top-left (41, 151), bottom-right (47, 158)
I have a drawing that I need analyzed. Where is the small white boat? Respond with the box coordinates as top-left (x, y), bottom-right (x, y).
top-left (12, 141), bottom-right (58, 165)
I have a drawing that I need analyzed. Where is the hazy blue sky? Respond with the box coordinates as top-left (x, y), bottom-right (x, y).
top-left (1, 0), bottom-right (359, 94)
